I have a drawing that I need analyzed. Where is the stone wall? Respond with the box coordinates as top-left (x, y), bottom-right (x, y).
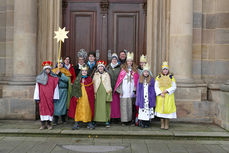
top-left (0, 0), bottom-right (14, 83)
top-left (193, 0), bottom-right (229, 83)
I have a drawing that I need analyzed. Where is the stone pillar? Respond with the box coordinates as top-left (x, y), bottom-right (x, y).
top-left (11, 0), bottom-right (37, 84)
top-left (169, 0), bottom-right (193, 82)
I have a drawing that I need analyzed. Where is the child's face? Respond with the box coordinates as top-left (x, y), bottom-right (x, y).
top-left (81, 70), bottom-right (87, 76)
top-left (59, 63), bottom-right (63, 68)
top-left (140, 62), bottom-right (146, 69)
top-left (162, 68), bottom-right (169, 75)
top-left (143, 70), bottom-right (149, 77)
top-left (127, 60), bottom-right (133, 67)
top-left (88, 55), bottom-right (95, 62)
top-left (111, 58), bottom-right (118, 65)
top-left (98, 66), bottom-right (104, 73)
top-left (45, 68), bottom-right (51, 74)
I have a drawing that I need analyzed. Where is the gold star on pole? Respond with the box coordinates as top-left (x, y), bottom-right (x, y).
top-left (54, 27), bottom-right (69, 43)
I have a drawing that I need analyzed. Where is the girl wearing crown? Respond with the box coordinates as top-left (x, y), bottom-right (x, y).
top-left (114, 52), bottom-right (139, 125)
top-left (93, 60), bottom-right (113, 127)
top-left (107, 53), bottom-right (121, 120)
top-left (71, 65), bottom-right (95, 130)
top-left (34, 61), bottom-right (59, 130)
top-left (136, 63), bottom-right (156, 128)
top-left (52, 59), bottom-right (72, 125)
top-left (155, 61), bottom-right (177, 130)
top-left (138, 54), bottom-right (147, 76)
top-left (68, 49), bottom-right (88, 119)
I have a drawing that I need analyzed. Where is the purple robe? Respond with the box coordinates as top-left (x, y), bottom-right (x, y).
top-left (136, 78), bottom-right (156, 109)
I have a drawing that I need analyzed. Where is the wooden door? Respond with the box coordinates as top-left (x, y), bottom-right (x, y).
top-left (108, 0), bottom-right (147, 63)
top-left (62, 0), bottom-right (146, 65)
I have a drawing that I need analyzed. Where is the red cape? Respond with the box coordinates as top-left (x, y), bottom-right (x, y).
top-left (69, 64), bottom-right (76, 83)
top-left (68, 76), bottom-right (95, 119)
top-left (39, 75), bottom-right (59, 116)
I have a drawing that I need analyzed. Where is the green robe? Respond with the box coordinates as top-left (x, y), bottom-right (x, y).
top-left (94, 83), bottom-right (112, 122)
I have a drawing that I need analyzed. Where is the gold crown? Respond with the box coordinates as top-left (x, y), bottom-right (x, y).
top-left (162, 61), bottom-right (169, 69)
top-left (57, 57), bottom-right (63, 63)
top-left (81, 65), bottom-right (88, 71)
top-left (126, 52), bottom-right (134, 61)
top-left (143, 63), bottom-right (150, 71)
top-left (140, 54), bottom-right (147, 63)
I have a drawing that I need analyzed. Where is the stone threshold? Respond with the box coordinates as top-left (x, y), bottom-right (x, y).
top-left (0, 129), bottom-right (229, 140)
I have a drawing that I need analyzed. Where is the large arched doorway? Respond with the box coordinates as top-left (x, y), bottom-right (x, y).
top-left (62, 0), bottom-right (147, 64)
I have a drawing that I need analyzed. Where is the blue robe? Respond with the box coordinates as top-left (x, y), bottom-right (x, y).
top-left (54, 73), bottom-right (69, 116)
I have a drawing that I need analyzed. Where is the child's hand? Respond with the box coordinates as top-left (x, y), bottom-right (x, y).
top-left (161, 93), bottom-right (165, 97)
top-left (56, 70), bottom-right (60, 74)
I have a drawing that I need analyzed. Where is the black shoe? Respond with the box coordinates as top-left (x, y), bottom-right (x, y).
top-left (53, 116), bottom-right (59, 126)
top-left (72, 122), bottom-right (80, 130)
top-left (61, 115), bottom-right (66, 124)
top-left (87, 122), bottom-right (95, 130)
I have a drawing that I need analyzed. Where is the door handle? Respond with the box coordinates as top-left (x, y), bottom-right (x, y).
top-left (108, 49), bottom-right (112, 60)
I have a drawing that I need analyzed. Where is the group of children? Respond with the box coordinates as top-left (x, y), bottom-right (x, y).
top-left (34, 49), bottom-right (177, 130)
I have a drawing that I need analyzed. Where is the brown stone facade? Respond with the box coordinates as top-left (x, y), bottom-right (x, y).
top-left (0, 0), bottom-right (228, 130)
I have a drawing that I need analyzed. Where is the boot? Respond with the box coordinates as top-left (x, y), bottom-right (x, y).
top-left (61, 115), bottom-right (66, 124)
top-left (47, 121), bottom-right (53, 130)
top-left (164, 119), bottom-right (169, 130)
top-left (160, 119), bottom-right (165, 129)
top-left (53, 116), bottom-right (59, 126)
top-left (39, 121), bottom-right (46, 130)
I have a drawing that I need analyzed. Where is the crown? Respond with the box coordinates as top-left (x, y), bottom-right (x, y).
top-left (42, 61), bottom-right (53, 70)
top-left (97, 60), bottom-right (107, 67)
top-left (143, 63), bottom-right (150, 71)
top-left (42, 61), bottom-right (53, 67)
top-left (140, 54), bottom-right (147, 63)
top-left (57, 57), bottom-right (63, 63)
top-left (162, 61), bottom-right (169, 70)
top-left (81, 65), bottom-right (88, 71)
top-left (126, 52), bottom-right (134, 61)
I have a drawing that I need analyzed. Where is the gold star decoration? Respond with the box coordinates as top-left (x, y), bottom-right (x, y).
top-left (54, 27), bottom-right (69, 43)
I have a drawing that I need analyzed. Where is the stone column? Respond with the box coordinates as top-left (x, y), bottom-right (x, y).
top-left (169, 0), bottom-right (193, 82)
top-left (11, 0), bottom-right (37, 84)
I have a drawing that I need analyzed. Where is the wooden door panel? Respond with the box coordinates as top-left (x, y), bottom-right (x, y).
top-left (70, 12), bottom-right (96, 56)
top-left (114, 13), bottom-right (139, 61)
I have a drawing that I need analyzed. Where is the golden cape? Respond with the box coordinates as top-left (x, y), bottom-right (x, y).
top-left (52, 67), bottom-right (72, 77)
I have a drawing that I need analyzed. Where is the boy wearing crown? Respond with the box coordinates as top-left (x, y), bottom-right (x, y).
top-left (72, 65), bottom-right (95, 130)
top-left (114, 52), bottom-right (139, 125)
top-left (107, 53), bottom-right (121, 120)
top-left (155, 62), bottom-right (177, 130)
top-left (52, 58), bottom-right (72, 125)
top-left (136, 63), bottom-right (156, 128)
top-left (93, 60), bottom-right (113, 127)
top-left (34, 61), bottom-right (59, 130)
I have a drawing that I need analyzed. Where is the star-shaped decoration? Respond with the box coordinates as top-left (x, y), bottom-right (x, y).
top-left (54, 27), bottom-right (69, 42)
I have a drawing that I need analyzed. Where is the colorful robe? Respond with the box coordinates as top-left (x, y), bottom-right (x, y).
top-left (74, 76), bottom-right (95, 122)
top-left (136, 78), bottom-right (156, 121)
top-left (155, 74), bottom-right (177, 119)
top-left (34, 75), bottom-right (59, 121)
top-left (114, 68), bottom-right (139, 122)
top-left (107, 64), bottom-right (121, 118)
top-left (93, 71), bottom-right (112, 122)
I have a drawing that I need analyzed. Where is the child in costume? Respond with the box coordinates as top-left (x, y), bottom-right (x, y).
top-left (34, 61), bottom-right (59, 130)
top-left (108, 53), bottom-right (121, 120)
top-left (72, 65), bottom-right (95, 130)
top-left (93, 60), bottom-right (113, 127)
top-left (52, 59), bottom-right (71, 125)
top-left (114, 52), bottom-right (139, 125)
top-left (155, 61), bottom-right (177, 130)
top-left (68, 49), bottom-right (88, 119)
top-left (136, 63), bottom-right (156, 128)
top-left (138, 54), bottom-right (147, 76)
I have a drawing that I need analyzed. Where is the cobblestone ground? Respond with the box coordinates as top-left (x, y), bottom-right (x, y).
top-left (0, 136), bottom-right (229, 153)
